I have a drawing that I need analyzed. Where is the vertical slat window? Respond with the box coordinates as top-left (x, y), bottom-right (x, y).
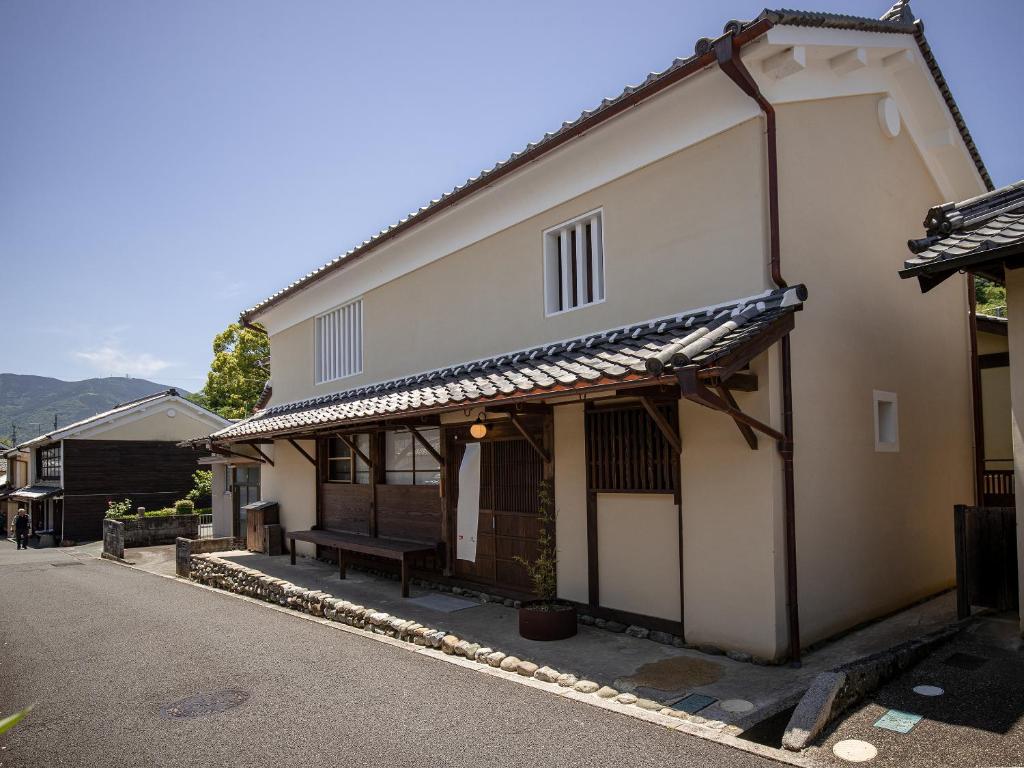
top-left (544, 211), bottom-right (605, 315)
top-left (314, 299), bottom-right (363, 384)
top-left (585, 404), bottom-right (678, 493)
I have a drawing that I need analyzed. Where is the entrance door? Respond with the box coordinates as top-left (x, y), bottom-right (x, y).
top-left (451, 437), bottom-right (544, 593)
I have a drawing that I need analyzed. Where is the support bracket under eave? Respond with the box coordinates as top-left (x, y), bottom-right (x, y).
top-left (245, 443), bottom-right (276, 467)
top-left (209, 444), bottom-right (273, 466)
top-left (508, 413), bottom-right (551, 464)
top-left (335, 433), bottom-right (374, 468)
top-left (408, 425), bottom-right (445, 467)
top-left (676, 365), bottom-right (782, 450)
top-left (287, 438), bottom-right (317, 467)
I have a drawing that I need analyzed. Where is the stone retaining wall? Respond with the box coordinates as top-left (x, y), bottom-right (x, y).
top-left (103, 519), bottom-right (125, 560)
top-left (188, 554), bottom-right (742, 735)
top-left (176, 537), bottom-right (245, 577)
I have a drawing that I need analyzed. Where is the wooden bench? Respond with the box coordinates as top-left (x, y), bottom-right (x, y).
top-left (288, 529), bottom-right (439, 598)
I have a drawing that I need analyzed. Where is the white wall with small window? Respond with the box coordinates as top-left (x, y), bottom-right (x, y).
top-left (543, 209), bottom-right (605, 316)
top-left (873, 390), bottom-right (899, 453)
top-left (385, 428), bottom-right (441, 485)
top-left (315, 299), bottom-right (363, 384)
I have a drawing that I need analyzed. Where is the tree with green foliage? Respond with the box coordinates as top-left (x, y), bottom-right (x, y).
top-left (189, 322), bottom-right (269, 419)
top-left (975, 277), bottom-right (1007, 317)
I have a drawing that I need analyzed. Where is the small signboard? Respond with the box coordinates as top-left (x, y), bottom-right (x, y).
top-left (874, 709), bottom-right (922, 734)
top-left (671, 694), bottom-right (717, 714)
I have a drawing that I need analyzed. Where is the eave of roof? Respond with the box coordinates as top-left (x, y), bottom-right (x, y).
top-left (208, 284), bottom-right (807, 443)
top-left (901, 179), bottom-right (1024, 291)
top-left (241, 2), bottom-right (986, 325)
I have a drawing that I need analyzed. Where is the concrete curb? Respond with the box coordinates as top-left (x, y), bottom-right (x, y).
top-left (781, 622), bottom-right (963, 751)
top-left (94, 554), bottom-right (811, 767)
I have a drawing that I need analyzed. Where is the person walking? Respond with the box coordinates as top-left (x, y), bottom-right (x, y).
top-left (14, 506), bottom-right (30, 550)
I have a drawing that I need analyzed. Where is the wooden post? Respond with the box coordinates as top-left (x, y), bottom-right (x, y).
top-left (954, 504), bottom-right (970, 619)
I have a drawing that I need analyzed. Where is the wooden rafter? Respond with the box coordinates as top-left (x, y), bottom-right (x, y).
top-left (287, 438), bottom-right (316, 466)
top-left (210, 445), bottom-right (270, 465)
top-left (407, 425), bottom-right (444, 467)
top-left (638, 396), bottom-right (682, 455)
top-left (508, 413), bottom-right (551, 464)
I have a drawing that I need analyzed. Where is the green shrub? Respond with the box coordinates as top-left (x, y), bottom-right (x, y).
top-left (173, 499), bottom-right (195, 515)
top-left (144, 508), bottom-right (178, 518)
top-left (105, 499), bottom-right (134, 520)
top-left (514, 481), bottom-right (557, 603)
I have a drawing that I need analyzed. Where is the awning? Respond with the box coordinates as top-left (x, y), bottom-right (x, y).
top-left (204, 284), bottom-right (806, 444)
top-left (10, 485), bottom-right (63, 501)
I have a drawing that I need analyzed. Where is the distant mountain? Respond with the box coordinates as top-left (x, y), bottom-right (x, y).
top-left (0, 374), bottom-right (188, 444)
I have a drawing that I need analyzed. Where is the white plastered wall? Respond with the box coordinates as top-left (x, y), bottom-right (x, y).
top-left (78, 407), bottom-right (224, 443)
top-left (979, 330), bottom-right (1012, 469)
top-left (680, 349), bottom-right (786, 659)
top-left (260, 441), bottom-right (317, 557)
top-left (779, 93), bottom-right (975, 645)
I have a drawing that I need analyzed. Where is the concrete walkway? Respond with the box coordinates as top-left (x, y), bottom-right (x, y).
top-left (213, 549), bottom-right (959, 730)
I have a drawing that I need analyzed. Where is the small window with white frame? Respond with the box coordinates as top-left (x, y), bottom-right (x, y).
top-left (315, 299), bottom-right (363, 384)
top-left (873, 390), bottom-right (899, 452)
top-left (543, 209), bottom-right (605, 316)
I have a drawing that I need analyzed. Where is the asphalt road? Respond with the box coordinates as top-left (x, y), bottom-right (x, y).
top-left (0, 542), bottom-right (782, 768)
top-left (807, 615), bottom-right (1024, 767)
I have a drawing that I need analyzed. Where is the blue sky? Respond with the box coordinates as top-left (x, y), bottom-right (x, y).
top-left (2, 0), bottom-right (1021, 391)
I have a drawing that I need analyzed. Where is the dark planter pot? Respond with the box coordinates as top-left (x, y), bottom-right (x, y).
top-left (518, 601), bottom-right (578, 641)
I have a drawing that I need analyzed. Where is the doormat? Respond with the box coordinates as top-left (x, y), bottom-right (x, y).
top-left (670, 693), bottom-right (717, 714)
top-left (407, 594), bottom-right (479, 613)
top-left (873, 709), bottom-right (922, 734)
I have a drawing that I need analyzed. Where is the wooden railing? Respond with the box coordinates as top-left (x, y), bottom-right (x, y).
top-left (982, 469), bottom-right (1015, 506)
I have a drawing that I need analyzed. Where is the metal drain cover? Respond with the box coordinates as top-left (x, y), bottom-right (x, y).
top-left (161, 689), bottom-right (249, 719)
top-left (51, 562), bottom-right (84, 567)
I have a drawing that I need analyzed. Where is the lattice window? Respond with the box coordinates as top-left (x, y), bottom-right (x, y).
top-left (315, 299), bottom-right (363, 384)
top-left (586, 404), bottom-right (678, 493)
top-left (544, 210), bottom-right (605, 315)
top-left (37, 444), bottom-right (61, 481)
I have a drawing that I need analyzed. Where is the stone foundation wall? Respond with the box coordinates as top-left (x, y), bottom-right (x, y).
top-left (176, 537), bottom-right (245, 577)
top-left (102, 519), bottom-right (125, 560)
top-left (186, 554), bottom-right (742, 734)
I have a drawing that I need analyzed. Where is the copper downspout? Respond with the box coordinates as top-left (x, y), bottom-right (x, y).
top-left (714, 33), bottom-right (801, 665)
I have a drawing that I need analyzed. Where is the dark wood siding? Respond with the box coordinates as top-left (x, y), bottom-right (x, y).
top-left (61, 440), bottom-right (200, 541)
top-left (377, 485), bottom-right (440, 543)
top-left (321, 483), bottom-right (372, 534)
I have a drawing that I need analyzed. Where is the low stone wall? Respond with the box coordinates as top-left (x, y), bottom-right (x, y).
top-left (187, 554), bottom-right (740, 734)
top-left (176, 537), bottom-right (245, 577)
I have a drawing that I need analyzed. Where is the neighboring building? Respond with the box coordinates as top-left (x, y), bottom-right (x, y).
top-left (195, 3), bottom-right (989, 660)
top-left (4, 390), bottom-right (230, 543)
top-left (200, 453), bottom-right (261, 540)
top-left (900, 180), bottom-right (1024, 630)
top-left (976, 314), bottom-right (1013, 504)
top-left (2, 446), bottom-right (30, 537)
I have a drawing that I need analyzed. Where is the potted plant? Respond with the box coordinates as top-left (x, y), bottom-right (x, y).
top-left (515, 481), bottom-right (577, 641)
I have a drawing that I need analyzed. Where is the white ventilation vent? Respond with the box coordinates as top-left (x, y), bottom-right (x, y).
top-left (544, 210), bottom-right (605, 316)
top-left (315, 299), bottom-right (363, 384)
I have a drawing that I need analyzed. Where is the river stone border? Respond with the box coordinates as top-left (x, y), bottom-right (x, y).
top-left (187, 554), bottom-right (748, 733)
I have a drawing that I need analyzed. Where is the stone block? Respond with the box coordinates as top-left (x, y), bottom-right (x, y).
top-left (782, 671), bottom-right (846, 752)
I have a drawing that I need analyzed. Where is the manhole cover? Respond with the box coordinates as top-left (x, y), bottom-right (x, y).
top-left (913, 685), bottom-right (944, 697)
top-left (942, 652), bottom-right (988, 671)
top-left (719, 698), bottom-right (754, 714)
top-left (833, 739), bottom-right (877, 762)
top-left (160, 689), bottom-right (249, 719)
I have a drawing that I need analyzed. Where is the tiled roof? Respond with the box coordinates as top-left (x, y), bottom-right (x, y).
top-left (239, 2), bottom-right (987, 324)
top-left (211, 285), bottom-right (806, 441)
top-left (901, 181), bottom-right (1024, 289)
